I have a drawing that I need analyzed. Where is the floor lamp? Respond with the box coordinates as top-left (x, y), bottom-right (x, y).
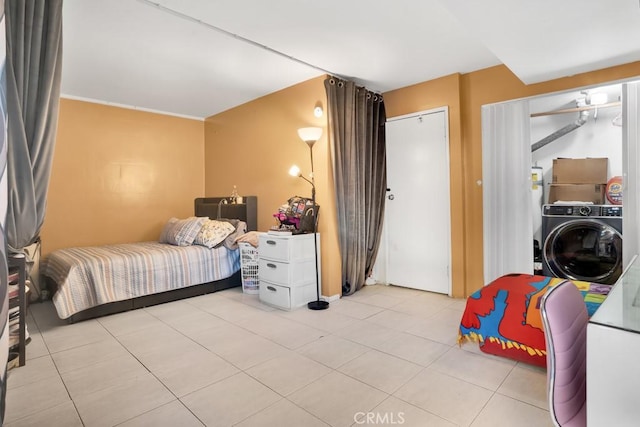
top-left (289, 127), bottom-right (329, 310)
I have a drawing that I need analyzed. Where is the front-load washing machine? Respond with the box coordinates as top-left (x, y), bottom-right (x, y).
top-left (541, 204), bottom-right (622, 284)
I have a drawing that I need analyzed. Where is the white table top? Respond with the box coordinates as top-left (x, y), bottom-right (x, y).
top-left (589, 255), bottom-right (640, 333)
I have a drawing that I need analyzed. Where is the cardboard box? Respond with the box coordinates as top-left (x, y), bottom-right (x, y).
top-left (552, 158), bottom-right (608, 184)
top-left (548, 184), bottom-right (606, 204)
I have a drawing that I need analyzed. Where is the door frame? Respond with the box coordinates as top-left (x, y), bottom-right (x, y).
top-left (372, 106), bottom-right (452, 295)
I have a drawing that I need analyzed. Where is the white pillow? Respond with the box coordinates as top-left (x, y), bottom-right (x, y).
top-left (159, 217), bottom-right (208, 246)
top-left (193, 220), bottom-right (236, 248)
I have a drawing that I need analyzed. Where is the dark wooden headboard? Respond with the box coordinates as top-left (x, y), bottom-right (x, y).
top-left (194, 196), bottom-right (258, 231)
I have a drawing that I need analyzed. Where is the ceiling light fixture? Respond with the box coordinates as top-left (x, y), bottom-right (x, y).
top-left (589, 92), bottom-right (608, 106)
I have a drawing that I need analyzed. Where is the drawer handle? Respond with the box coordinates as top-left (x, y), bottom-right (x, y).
top-left (267, 286), bottom-right (277, 292)
top-left (266, 263), bottom-right (277, 269)
top-left (266, 240), bottom-right (276, 245)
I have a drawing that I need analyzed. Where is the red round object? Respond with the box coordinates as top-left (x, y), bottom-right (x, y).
top-left (606, 176), bottom-right (623, 205)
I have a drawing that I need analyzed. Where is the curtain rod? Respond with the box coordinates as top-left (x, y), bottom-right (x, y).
top-left (531, 101), bottom-right (621, 118)
top-left (136, 0), bottom-right (348, 80)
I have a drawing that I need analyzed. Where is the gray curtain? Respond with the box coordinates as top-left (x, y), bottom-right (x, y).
top-left (324, 76), bottom-right (386, 296)
top-left (5, 0), bottom-right (63, 298)
top-left (0, 4), bottom-right (8, 422)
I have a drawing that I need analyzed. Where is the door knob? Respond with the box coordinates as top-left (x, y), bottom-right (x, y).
top-left (388, 194), bottom-right (395, 200)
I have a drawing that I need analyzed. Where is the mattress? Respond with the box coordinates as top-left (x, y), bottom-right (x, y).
top-left (42, 241), bottom-right (240, 319)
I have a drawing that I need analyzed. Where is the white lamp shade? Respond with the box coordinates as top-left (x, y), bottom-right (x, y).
top-left (289, 165), bottom-right (301, 177)
top-left (298, 127), bottom-right (323, 143)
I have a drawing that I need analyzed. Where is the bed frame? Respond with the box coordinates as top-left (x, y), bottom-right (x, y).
top-left (50, 196), bottom-right (258, 323)
top-left (194, 196), bottom-right (258, 231)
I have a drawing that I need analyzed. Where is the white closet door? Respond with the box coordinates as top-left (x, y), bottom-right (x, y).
top-left (384, 108), bottom-right (451, 294)
top-left (622, 81), bottom-right (640, 267)
top-left (482, 101), bottom-right (533, 284)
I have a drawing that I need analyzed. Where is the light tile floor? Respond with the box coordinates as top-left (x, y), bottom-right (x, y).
top-left (4, 284), bottom-right (553, 427)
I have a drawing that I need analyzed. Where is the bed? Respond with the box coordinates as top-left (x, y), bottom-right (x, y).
top-left (457, 273), bottom-right (611, 367)
top-left (41, 197), bottom-right (257, 322)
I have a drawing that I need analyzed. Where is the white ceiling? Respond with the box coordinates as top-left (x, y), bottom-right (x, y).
top-left (61, 0), bottom-right (640, 120)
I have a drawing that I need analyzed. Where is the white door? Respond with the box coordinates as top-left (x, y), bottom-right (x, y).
top-left (384, 108), bottom-right (451, 294)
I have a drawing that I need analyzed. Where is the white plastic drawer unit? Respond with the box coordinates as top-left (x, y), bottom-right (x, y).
top-left (258, 258), bottom-right (316, 286)
top-left (259, 282), bottom-right (291, 310)
top-left (258, 234), bottom-right (316, 262)
top-left (258, 233), bottom-right (321, 311)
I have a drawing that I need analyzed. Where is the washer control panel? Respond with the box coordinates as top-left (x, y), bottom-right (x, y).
top-left (542, 204), bottom-right (623, 218)
top-left (578, 205), bottom-right (592, 216)
top-left (601, 206), bottom-right (622, 217)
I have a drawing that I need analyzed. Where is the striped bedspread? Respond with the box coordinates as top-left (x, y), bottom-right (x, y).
top-left (41, 241), bottom-right (240, 319)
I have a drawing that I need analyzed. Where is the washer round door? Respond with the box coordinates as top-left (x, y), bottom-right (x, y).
top-left (543, 220), bottom-right (622, 284)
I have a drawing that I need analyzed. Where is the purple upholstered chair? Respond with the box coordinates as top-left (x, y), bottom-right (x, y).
top-left (540, 280), bottom-right (588, 427)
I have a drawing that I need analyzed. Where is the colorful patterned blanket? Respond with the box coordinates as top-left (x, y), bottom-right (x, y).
top-left (458, 274), bottom-right (611, 367)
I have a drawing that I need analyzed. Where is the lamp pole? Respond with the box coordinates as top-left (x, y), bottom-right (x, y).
top-left (305, 140), bottom-right (328, 310)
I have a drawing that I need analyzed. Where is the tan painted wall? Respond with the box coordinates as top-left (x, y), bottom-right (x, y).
top-left (203, 76), bottom-right (343, 297)
top-left (41, 99), bottom-right (205, 256)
